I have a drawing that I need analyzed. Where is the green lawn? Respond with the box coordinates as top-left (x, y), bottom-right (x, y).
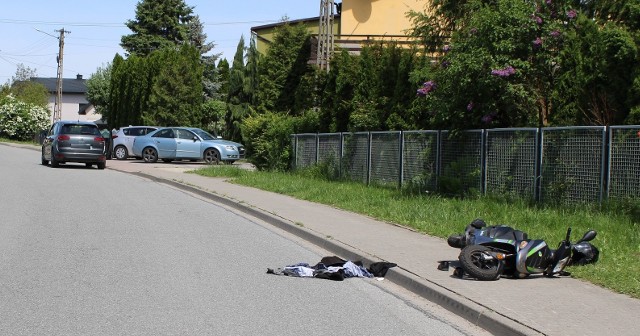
top-left (192, 165), bottom-right (640, 299)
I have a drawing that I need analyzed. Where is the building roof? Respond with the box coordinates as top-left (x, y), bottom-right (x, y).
top-left (30, 75), bottom-right (87, 94)
top-left (250, 16), bottom-right (326, 32)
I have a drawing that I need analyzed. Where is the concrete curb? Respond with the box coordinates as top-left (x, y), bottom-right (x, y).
top-left (126, 170), bottom-right (542, 336)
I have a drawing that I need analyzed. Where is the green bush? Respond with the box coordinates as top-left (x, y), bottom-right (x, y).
top-left (0, 95), bottom-right (50, 141)
top-left (241, 110), bottom-right (319, 171)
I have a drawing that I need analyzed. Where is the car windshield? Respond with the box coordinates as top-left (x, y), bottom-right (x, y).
top-left (191, 128), bottom-right (217, 141)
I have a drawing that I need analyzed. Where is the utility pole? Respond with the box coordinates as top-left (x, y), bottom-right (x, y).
top-left (317, 0), bottom-right (335, 72)
top-left (53, 28), bottom-right (70, 122)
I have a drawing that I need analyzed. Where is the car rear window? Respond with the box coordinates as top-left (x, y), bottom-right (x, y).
top-left (62, 124), bottom-right (100, 135)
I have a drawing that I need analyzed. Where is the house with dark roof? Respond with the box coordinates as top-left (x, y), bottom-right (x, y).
top-left (30, 74), bottom-right (101, 122)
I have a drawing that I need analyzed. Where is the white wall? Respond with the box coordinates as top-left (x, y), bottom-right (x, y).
top-left (46, 93), bottom-right (101, 122)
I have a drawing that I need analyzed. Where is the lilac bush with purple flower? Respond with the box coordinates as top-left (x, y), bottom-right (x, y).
top-left (491, 66), bottom-right (516, 77)
top-left (416, 81), bottom-right (436, 96)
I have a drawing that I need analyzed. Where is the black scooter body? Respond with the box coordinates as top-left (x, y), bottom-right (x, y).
top-left (441, 219), bottom-right (597, 280)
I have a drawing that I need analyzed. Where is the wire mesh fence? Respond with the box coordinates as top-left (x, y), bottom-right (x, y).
top-left (609, 126), bottom-right (640, 200)
top-left (291, 126), bottom-right (638, 205)
top-left (402, 131), bottom-right (439, 193)
top-left (540, 127), bottom-right (606, 204)
top-left (485, 128), bottom-right (538, 200)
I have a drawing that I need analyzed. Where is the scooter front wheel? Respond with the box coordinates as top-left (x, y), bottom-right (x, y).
top-left (459, 245), bottom-right (504, 281)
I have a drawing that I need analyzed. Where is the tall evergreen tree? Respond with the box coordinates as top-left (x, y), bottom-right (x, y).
top-left (187, 15), bottom-right (216, 55)
top-left (225, 36), bottom-right (248, 142)
top-left (217, 58), bottom-right (230, 99)
top-left (244, 37), bottom-right (260, 108)
top-left (121, 0), bottom-right (195, 57)
top-left (257, 21), bottom-right (313, 114)
top-left (147, 44), bottom-right (204, 126)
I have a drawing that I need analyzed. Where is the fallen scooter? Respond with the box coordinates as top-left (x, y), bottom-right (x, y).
top-left (438, 219), bottom-right (599, 281)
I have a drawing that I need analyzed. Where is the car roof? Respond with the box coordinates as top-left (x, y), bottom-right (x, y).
top-left (121, 125), bottom-right (159, 129)
top-left (57, 120), bottom-right (97, 125)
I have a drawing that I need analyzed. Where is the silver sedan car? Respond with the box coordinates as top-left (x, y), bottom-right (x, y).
top-left (132, 127), bottom-right (245, 164)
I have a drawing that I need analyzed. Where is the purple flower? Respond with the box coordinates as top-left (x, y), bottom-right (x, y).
top-left (546, 0), bottom-right (552, 5)
top-left (550, 30), bottom-right (561, 38)
top-left (534, 16), bottom-right (543, 25)
top-left (491, 66), bottom-right (516, 77)
top-left (417, 81), bottom-right (436, 96)
top-left (441, 60), bottom-right (450, 68)
top-left (567, 9), bottom-right (577, 19)
top-left (467, 102), bottom-right (474, 112)
top-left (481, 114), bottom-right (494, 124)
top-left (533, 37), bottom-right (543, 48)
top-left (443, 45), bottom-right (451, 53)
top-left (470, 28), bottom-right (478, 35)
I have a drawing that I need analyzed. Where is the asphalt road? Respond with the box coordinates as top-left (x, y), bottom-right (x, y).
top-left (0, 144), bottom-right (489, 336)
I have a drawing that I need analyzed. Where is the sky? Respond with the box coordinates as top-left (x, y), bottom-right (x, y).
top-left (0, 0), bottom-right (322, 82)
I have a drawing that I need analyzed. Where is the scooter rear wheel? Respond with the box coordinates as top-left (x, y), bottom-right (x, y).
top-left (459, 245), bottom-right (504, 281)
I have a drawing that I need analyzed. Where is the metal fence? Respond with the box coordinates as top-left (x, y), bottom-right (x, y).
top-left (291, 126), bottom-right (640, 205)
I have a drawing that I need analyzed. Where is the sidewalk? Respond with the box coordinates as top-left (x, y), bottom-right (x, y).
top-left (6, 142), bottom-right (639, 336)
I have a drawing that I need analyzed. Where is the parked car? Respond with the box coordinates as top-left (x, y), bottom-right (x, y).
top-left (132, 127), bottom-right (245, 164)
top-left (112, 126), bottom-right (159, 160)
top-left (41, 120), bottom-right (107, 169)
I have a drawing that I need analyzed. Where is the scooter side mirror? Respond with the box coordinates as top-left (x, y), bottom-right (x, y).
top-left (577, 230), bottom-right (597, 243)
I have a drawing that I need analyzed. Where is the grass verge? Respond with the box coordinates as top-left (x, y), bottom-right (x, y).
top-left (192, 165), bottom-right (640, 299)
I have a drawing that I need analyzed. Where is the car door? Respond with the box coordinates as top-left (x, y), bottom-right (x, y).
top-left (175, 129), bottom-right (201, 159)
top-left (123, 127), bottom-right (143, 153)
top-left (151, 128), bottom-right (177, 158)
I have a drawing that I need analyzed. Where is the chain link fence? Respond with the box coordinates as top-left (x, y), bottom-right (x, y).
top-left (291, 126), bottom-right (639, 205)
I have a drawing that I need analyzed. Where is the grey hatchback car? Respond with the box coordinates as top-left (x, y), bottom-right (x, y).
top-left (41, 120), bottom-right (107, 169)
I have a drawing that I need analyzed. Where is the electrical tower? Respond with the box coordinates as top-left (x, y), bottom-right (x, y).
top-left (53, 28), bottom-right (69, 122)
top-left (317, 0), bottom-right (335, 72)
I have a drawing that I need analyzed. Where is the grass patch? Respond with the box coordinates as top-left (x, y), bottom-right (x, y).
top-left (193, 165), bottom-right (640, 299)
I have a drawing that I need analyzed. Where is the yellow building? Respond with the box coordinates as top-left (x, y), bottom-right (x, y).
top-left (250, 0), bottom-right (428, 59)
top-left (340, 0), bottom-right (425, 38)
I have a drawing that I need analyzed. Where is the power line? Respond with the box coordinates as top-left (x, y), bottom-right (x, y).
top-left (0, 18), bottom-right (281, 28)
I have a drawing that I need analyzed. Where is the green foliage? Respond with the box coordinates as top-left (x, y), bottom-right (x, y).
top-left (319, 50), bottom-right (358, 132)
top-left (241, 110), bottom-right (319, 171)
top-left (108, 45), bottom-right (203, 128)
top-left (241, 112), bottom-right (295, 171)
top-left (8, 81), bottom-right (48, 107)
top-left (257, 21), bottom-right (314, 114)
top-left (86, 63), bottom-right (112, 118)
top-left (225, 36), bottom-right (250, 143)
top-left (320, 44), bottom-right (420, 132)
top-left (147, 45), bottom-right (204, 126)
top-left (121, 0), bottom-right (195, 57)
top-left (555, 16), bottom-right (639, 125)
top-left (199, 99), bottom-right (226, 135)
top-left (0, 95), bottom-right (49, 140)
top-left (408, 0), bottom-right (640, 130)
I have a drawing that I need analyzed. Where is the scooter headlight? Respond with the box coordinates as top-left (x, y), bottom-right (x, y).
top-left (552, 256), bottom-right (570, 273)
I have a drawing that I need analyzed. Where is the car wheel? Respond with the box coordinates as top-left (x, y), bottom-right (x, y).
top-left (41, 150), bottom-right (48, 166)
top-left (85, 163), bottom-right (93, 168)
top-left (142, 147), bottom-right (158, 163)
top-left (203, 148), bottom-right (220, 164)
top-left (97, 162), bottom-right (106, 170)
top-left (114, 145), bottom-right (128, 160)
top-left (50, 152), bottom-right (59, 168)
